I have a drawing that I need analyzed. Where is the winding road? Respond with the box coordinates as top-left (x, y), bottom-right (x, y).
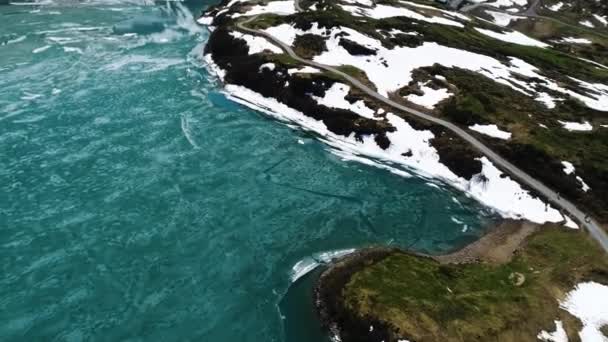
top-left (235, 4), bottom-right (608, 253)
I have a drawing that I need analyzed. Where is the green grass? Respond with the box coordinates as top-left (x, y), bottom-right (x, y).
top-left (343, 227), bottom-right (608, 341)
top-left (267, 53), bottom-right (300, 66)
top-left (246, 14), bottom-right (290, 30)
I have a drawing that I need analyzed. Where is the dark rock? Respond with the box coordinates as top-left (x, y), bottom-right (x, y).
top-left (339, 38), bottom-right (377, 56)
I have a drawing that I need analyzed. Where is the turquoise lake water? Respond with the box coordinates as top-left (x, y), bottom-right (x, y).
top-left (0, 1), bottom-right (495, 341)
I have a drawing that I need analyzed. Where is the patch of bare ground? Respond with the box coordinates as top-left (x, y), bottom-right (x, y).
top-left (435, 219), bottom-right (539, 264)
top-left (601, 324), bottom-right (608, 338)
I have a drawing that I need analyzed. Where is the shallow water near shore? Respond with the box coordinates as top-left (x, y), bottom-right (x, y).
top-left (1, 1), bottom-right (495, 341)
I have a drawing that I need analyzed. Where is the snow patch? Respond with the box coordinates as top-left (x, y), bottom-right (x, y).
top-left (259, 62), bottom-right (276, 71)
top-left (547, 2), bottom-right (563, 11)
top-left (229, 31), bottom-right (282, 54)
top-left (558, 120), bottom-right (593, 131)
top-left (560, 161), bottom-right (591, 192)
top-left (475, 28), bottom-right (549, 48)
top-left (405, 84), bottom-right (452, 109)
top-left (560, 282), bottom-right (608, 342)
top-left (197, 16), bottom-right (213, 25)
top-left (470, 0), bottom-right (527, 9)
top-left (262, 23), bottom-right (608, 111)
top-left (593, 14), bottom-right (608, 26)
top-left (563, 216), bottom-right (579, 230)
top-left (232, 0), bottom-right (296, 17)
top-left (537, 92), bottom-right (558, 109)
top-left (468, 157), bottom-right (562, 224)
top-left (312, 83), bottom-right (378, 119)
top-left (559, 37), bottom-right (592, 44)
top-left (537, 320), bottom-right (568, 342)
top-left (561, 161), bottom-right (575, 175)
top-left (340, 3), bottom-right (465, 27)
top-left (287, 66), bottom-right (320, 74)
top-left (469, 124), bottom-right (512, 140)
top-left (485, 10), bottom-right (524, 26)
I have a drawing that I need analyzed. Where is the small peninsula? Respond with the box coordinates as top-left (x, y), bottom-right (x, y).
top-left (315, 222), bottom-right (608, 342)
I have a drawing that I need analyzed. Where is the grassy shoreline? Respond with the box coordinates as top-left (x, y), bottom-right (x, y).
top-left (315, 221), bottom-right (608, 342)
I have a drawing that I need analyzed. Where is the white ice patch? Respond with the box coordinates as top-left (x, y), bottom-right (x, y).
top-left (484, 10), bottom-right (524, 26)
top-left (537, 320), bottom-right (569, 342)
top-left (229, 31), bottom-right (282, 54)
top-left (558, 120), bottom-right (593, 131)
top-left (405, 84), bottom-right (452, 109)
top-left (340, 4), bottom-right (465, 27)
top-left (560, 282), bottom-right (608, 342)
top-left (221, 84), bottom-right (564, 225)
top-left (475, 28), bottom-right (549, 48)
top-left (232, 0), bottom-right (296, 18)
top-left (312, 83), bottom-right (378, 119)
top-left (469, 124), bottom-right (512, 140)
top-left (580, 20), bottom-right (594, 28)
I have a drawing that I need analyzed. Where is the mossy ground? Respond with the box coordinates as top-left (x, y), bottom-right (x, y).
top-left (341, 227), bottom-right (608, 341)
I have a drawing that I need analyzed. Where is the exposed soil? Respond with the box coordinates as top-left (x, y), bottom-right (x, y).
top-left (435, 220), bottom-right (539, 264)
